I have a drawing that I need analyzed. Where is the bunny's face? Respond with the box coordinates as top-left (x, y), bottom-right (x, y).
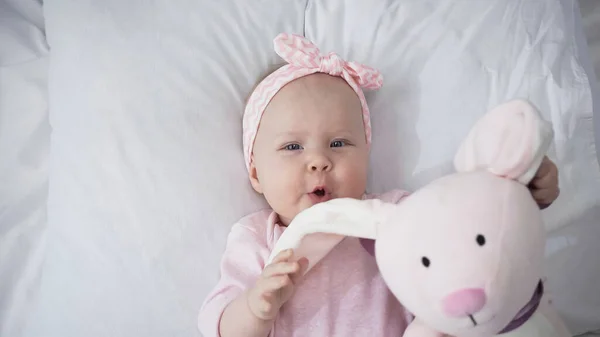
top-left (375, 171), bottom-right (545, 337)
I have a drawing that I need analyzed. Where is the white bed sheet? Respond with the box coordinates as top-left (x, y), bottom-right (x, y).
top-left (0, 0), bottom-right (596, 337)
top-left (580, 0), bottom-right (600, 81)
top-left (579, 0), bottom-right (600, 166)
top-left (29, 1), bottom-right (600, 337)
top-left (0, 0), bottom-right (49, 336)
top-left (549, 1), bottom-right (600, 334)
top-left (576, 330), bottom-right (600, 337)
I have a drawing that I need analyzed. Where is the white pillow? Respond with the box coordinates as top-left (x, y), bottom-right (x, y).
top-left (27, 0), bottom-right (600, 336)
top-left (25, 1), bottom-right (303, 337)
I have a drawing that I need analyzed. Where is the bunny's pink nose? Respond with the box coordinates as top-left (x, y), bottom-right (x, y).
top-left (442, 288), bottom-right (487, 317)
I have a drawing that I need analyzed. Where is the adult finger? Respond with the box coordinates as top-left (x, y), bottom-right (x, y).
top-left (530, 169), bottom-right (558, 190)
top-left (532, 187), bottom-right (560, 204)
top-left (533, 156), bottom-right (552, 179)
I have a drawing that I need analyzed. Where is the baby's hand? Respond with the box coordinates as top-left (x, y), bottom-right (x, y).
top-left (247, 249), bottom-right (308, 321)
top-left (529, 156), bottom-right (560, 209)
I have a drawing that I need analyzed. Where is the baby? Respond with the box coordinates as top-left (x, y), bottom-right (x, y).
top-left (199, 33), bottom-right (560, 337)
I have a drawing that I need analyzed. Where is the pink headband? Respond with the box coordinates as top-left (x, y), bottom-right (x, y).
top-left (242, 33), bottom-right (383, 171)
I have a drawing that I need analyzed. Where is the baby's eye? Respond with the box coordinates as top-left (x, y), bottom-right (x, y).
top-left (330, 140), bottom-right (346, 148)
top-left (284, 143), bottom-right (302, 151)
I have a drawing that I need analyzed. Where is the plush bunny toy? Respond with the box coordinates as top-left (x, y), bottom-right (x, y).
top-left (266, 99), bottom-right (571, 337)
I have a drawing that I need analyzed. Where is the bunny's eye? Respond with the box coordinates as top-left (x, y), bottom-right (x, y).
top-left (421, 257), bottom-right (431, 268)
top-left (476, 234), bottom-right (486, 246)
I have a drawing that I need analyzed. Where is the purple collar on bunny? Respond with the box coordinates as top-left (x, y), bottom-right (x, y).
top-left (497, 281), bottom-right (544, 334)
top-left (358, 239), bottom-right (544, 334)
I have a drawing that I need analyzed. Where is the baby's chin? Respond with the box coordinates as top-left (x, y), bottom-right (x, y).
top-left (275, 203), bottom-right (323, 227)
top-left (275, 191), bottom-right (365, 226)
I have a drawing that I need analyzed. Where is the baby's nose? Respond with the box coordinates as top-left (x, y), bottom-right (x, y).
top-left (442, 288), bottom-right (486, 317)
top-left (307, 155), bottom-right (332, 172)
top-left (310, 163), bottom-right (329, 171)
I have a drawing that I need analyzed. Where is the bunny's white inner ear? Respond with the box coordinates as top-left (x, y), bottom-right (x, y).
top-left (267, 198), bottom-right (389, 274)
top-left (454, 99), bottom-right (554, 185)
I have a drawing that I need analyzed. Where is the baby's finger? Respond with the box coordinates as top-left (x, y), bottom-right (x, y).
top-left (271, 249), bottom-right (294, 264)
top-left (290, 257), bottom-right (309, 284)
top-left (256, 298), bottom-right (273, 316)
top-left (258, 275), bottom-right (291, 293)
top-left (262, 261), bottom-right (301, 277)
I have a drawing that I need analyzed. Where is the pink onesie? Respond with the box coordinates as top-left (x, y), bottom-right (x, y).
top-left (199, 189), bottom-right (412, 337)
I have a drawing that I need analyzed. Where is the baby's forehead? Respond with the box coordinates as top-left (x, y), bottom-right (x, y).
top-left (277, 73), bottom-right (358, 99)
top-left (265, 74), bottom-right (361, 118)
top-left (251, 73), bottom-right (367, 145)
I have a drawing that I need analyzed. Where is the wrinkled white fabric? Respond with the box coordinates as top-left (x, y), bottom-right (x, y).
top-left (0, 1), bottom-right (49, 336)
top-left (1, 1), bottom-right (596, 337)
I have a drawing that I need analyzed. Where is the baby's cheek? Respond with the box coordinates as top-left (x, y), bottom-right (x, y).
top-left (267, 161), bottom-right (304, 197)
top-left (266, 169), bottom-right (296, 196)
top-left (338, 159), bottom-right (368, 197)
top-left (261, 178), bottom-right (298, 223)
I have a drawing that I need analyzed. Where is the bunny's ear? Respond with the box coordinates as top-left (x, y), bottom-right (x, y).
top-left (454, 99), bottom-right (554, 185)
top-left (267, 198), bottom-right (394, 274)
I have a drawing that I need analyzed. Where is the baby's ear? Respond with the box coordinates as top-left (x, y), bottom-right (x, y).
top-left (248, 156), bottom-right (263, 194)
top-left (454, 99), bottom-right (554, 185)
top-left (267, 198), bottom-right (395, 273)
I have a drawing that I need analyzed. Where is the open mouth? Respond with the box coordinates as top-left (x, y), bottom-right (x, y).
top-left (313, 188), bottom-right (326, 197)
top-left (308, 186), bottom-right (331, 203)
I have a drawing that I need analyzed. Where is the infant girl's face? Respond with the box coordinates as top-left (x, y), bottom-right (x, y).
top-left (249, 73), bottom-right (369, 226)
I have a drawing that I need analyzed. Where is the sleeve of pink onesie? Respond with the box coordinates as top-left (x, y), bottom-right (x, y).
top-left (198, 218), bottom-right (271, 337)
